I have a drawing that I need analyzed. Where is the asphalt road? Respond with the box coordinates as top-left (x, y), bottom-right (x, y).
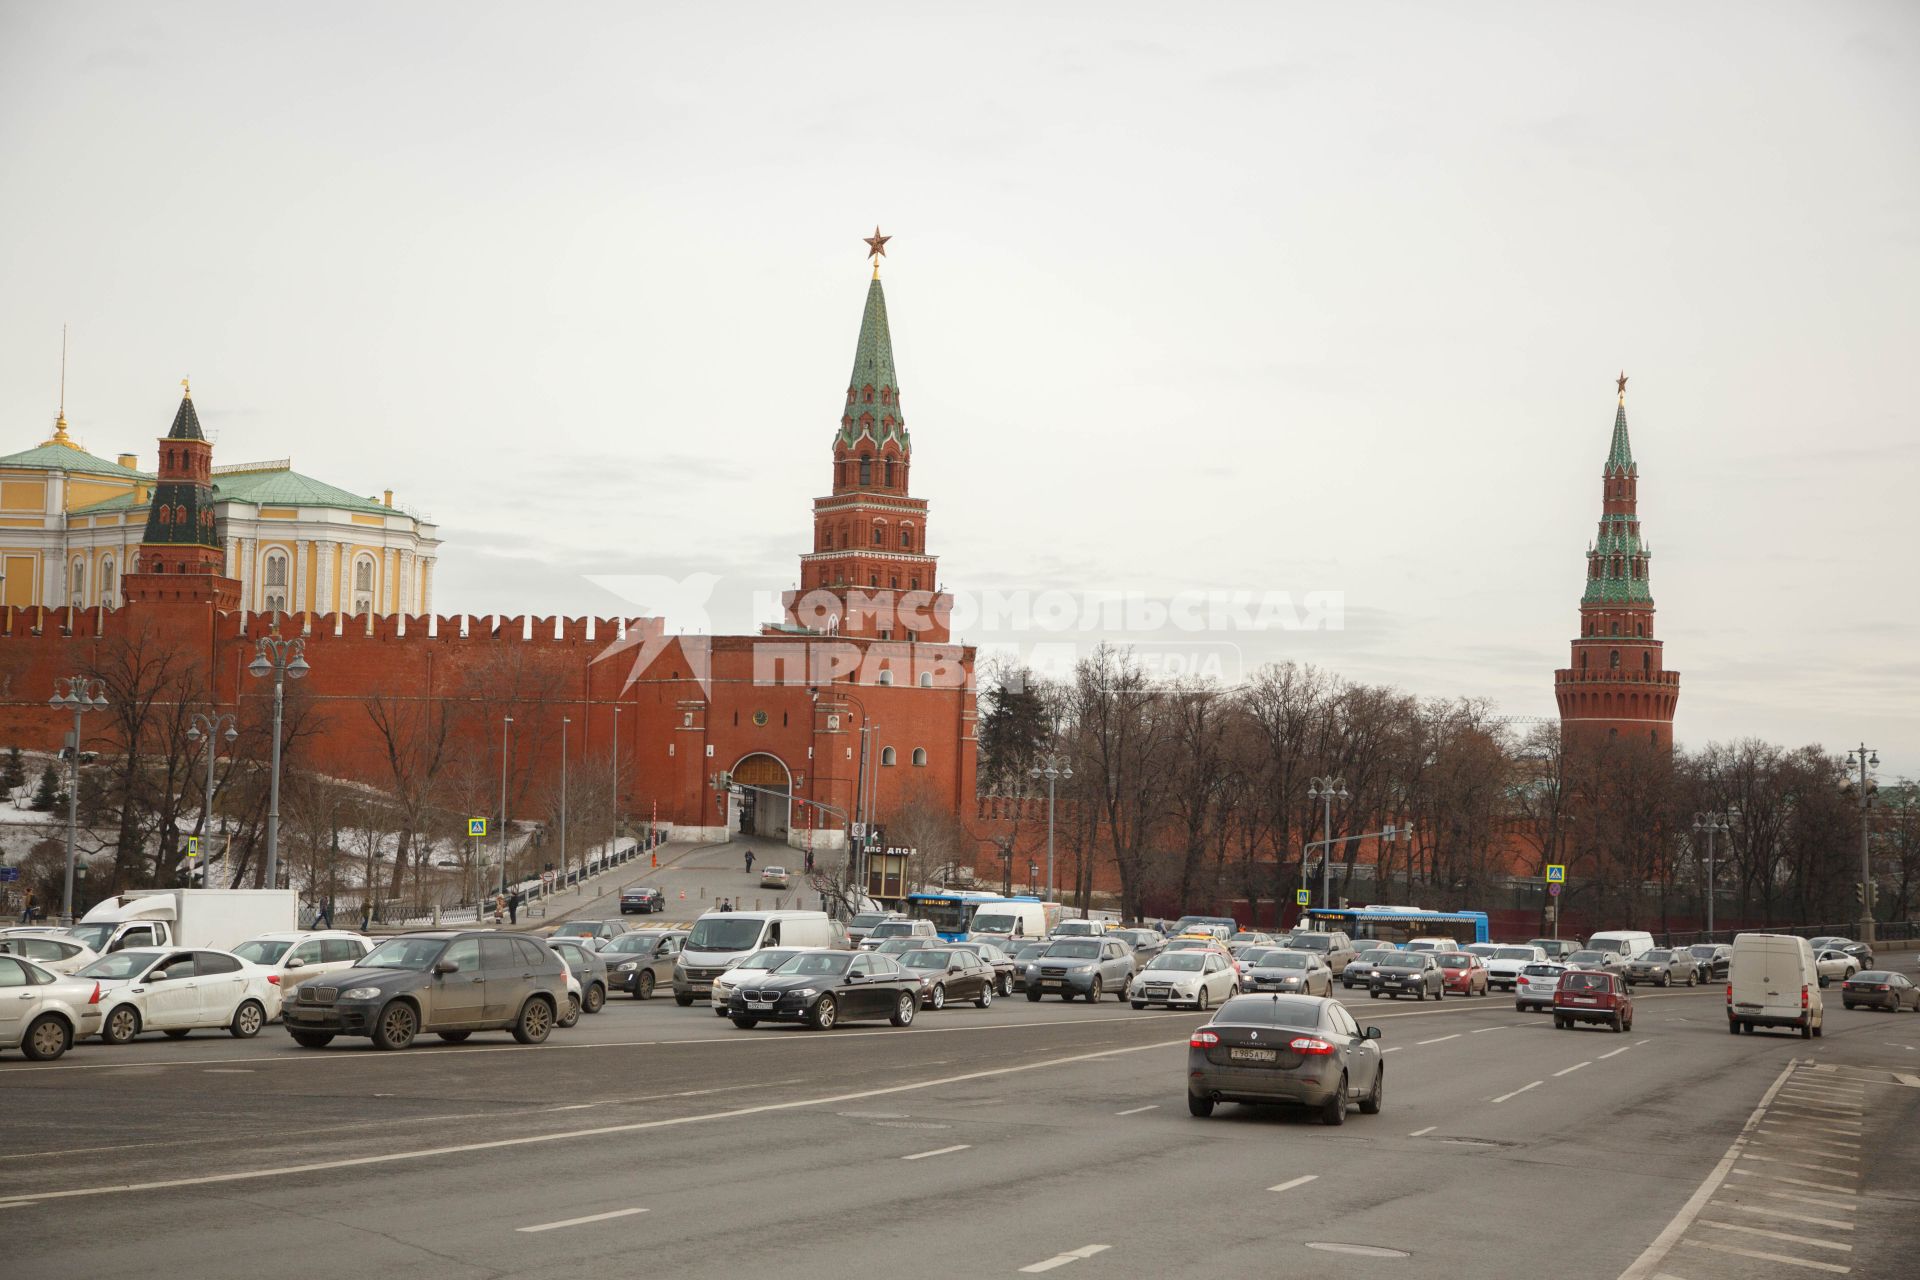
top-left (5, 966), bottom-right (1918, 1280)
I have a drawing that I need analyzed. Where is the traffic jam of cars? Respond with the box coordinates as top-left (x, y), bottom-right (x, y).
top-left (3, 888), bottom-right (1908, 1132)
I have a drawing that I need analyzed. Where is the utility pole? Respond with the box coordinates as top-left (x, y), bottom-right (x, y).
top-left (49, 677), bottom-right (107, 920)
top-left (1691, 807), bottom-right (1737, 940)
top-left (1307, 776), bottom-right (1349, 910)
top-left (559, 716), bottom-right (570, 885)
top-left (186, 712), bottom-right (239, 887)
top-left (498, 715), bottom-right (514, 897)
top-left (248, 629), bottom-right (309, 890)
top-left (1848, 744), bottom-right (1879, 945)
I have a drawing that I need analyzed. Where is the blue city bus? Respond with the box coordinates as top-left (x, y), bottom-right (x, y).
top-left (1302, 906), bottom-right (1490, 945)
top-left (905, 891), bottom-right (1023, 941)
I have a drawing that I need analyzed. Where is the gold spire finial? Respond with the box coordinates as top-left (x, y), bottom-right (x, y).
top-left (43, 325), bottom-right (73, 446)
top-left (181, 376), bottom-right (192, 399)
top-left (864, 225), bottom-right (890, 277)
top-left (1616, 370), bottom-right (1628, 401)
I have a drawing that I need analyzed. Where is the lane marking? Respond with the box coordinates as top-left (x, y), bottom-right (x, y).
top-left (1554, 1061), bottom-right (1591, 1077)
top-left (517, 1207), bottom-right (648, 1233)
top-left (1019, 1244), bottom-right (1111, 1274)
top-left (1409, 1126), bottom-right (1436, 1137)
top-left (901, 1144), bottom-right (970, 1161)
top-left (1740, 1153), bottom-right (1859, 1176)
top-left (1268, 1174), bottom-right (1319, 1193)
top-left (1750, 1142), bottom-right (1858, 1162)
top-left (1600, 1046), bottom-right (1633, 1059)
top-left (1615, 1058), bottom-right (1799, 1280)
top-left (1679, 1239), bottom-right (1849, 1274)
top-left (544, 1104), bottom-right (595, 1112)
top-left (1729, 1168), bottom-right (1856, 1194)
top-left (1416, 1034), bottom-right (1460, 1046)
top-left (1715, 1201), bottom-right (1853, 1231)
top-left (1700, 1220), bottom-right (1851, 1252)
top-left (1895, 1072), bottom-right (1920, 1087)
top-left (1760, 1190), bottom-right (1857, 1212)
top-left (1635, 1039), bottom-right (1651, 1046)
top-left (1758, 1124), bottom-right (1860, 1147)
top-left (1115, 1105), bottom-right (1158, 1116)
top-left (1470, 1026), bottom-right (1507, 1033)
top-left (1381, 1046), bottom-right (1403, 1053)
top-left (0, 1036), bottom-right (1188, 1207)
top-left (1491, 1081), bottom-right (1541, 1104)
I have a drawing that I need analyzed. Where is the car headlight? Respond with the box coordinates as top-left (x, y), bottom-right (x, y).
top-left (617, 962), bottom-right (638, 972)
top-left (1072, 964), bottom-right (1094, 974)
top-left (342, 987), bottom-right (382, 1001)
top-left (796, 988), bottom-right (818, 999)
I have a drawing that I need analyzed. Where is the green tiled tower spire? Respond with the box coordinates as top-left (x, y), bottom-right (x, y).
top-left (836, 275), bottom-right (909, 450)
top-left (1583, 376), bottom-right (1650, 606)
top-left (139, 384), bottom-right (219, 552)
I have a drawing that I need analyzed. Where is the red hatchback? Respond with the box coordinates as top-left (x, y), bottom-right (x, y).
top-left (1553, 970), bottom-right (1634, 1032)
top-left (1437, 952), bottom-right (1490, 997)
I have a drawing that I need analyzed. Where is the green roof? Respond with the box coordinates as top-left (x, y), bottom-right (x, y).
top-left (836, 276), bottom-right (910, 449)
top-left (69, 465), bottom-right (400, 518)
top-left (168, 395), bottom-right (206, 441)
top-left (0, 441), bottom-right (150, 480)
top-left (1605, 400), bottom-right (1635, 475)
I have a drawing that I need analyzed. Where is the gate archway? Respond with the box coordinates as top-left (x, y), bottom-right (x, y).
top-left (730, 753), bottom-right (792, 838)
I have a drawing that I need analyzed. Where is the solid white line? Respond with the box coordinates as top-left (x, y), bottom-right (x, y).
top-left (1701, 1220), bottom-right (1851, 1252)
top-left (1715, 1201), bottom-right (1853, 1231)
top-left (1554, 1061), bottom-right (1591, 1077)
top-left (1019, 1244), bottom-right (1111, 1273)
top-left (1416, 1034), bottom-right (1460, 1045)
top-left (1679, 1239), bottom-right (1849, 1274)
top-left (901, 1144), bottom-right (970, 1161)
top-left (1268, 1174), bottom-right (1319, 1193)
top-left (1491, 1081), bottom-right (1542, 1103)
top-left (0, 1037), bottom-right (1187, 1207)
top-left (0, 1201), bottom-right (41, 1210)
top-left (1115, 1105), bottom-right (1158, 1116)
top-left (1729, 1168), bottom-right (1856, 1194)
top-left (1599, 1046), bottom-right (1633, 1059)
top-left (1614, 1058), bottom-right (1800, 1280)
top-left (544, 1104), bottom-right (595, 1112)
top-left (1409, 1126), bottom-right (1436, 1137)
top-left (516, 1207), bottom-right (648, 1233)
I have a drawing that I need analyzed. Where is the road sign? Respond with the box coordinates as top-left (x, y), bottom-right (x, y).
top-left (1549, 883), bottom-right (1562, 897)
top-left (0, 867), bottom-right (19, 882)
top-left (1295, 889), bottom-right (1310, 906)
top-left (468, 817), bottom-right (487, 838)
top-left (1545, 864), bottom-right (1566, 883)
top-left (187, 836), bottom-right (200, 857)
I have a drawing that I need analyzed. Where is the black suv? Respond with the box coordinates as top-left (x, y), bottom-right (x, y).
top-left (283, 931), bottom-right (568, 1050)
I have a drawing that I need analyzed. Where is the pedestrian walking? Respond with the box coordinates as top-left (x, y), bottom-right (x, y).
top-left (508, 890), bottom-right (520, 925)
top-left (744, 850), bottom-right (755, 874)
top-left (804, 851), bottom-right (814, 874)
top-left (494, 891), bottom-right (506, 924)
top-left (319, 899), bottom-right (334, 930)
top-left (19, 891), bottom-right (36, 925)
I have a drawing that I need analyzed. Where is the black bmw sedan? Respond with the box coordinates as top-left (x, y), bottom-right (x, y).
top-left (726, 950), bottom-right (922, 1031)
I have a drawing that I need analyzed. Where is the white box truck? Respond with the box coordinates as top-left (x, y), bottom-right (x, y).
top-left (67, 889), bottom-right (298, 954)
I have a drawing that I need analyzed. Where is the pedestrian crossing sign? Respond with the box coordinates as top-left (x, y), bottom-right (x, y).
top-left (1545, 864), bottom-right (1566, 883)
top-left (469, 817), bottom-right (487, 838)
top-left (1295, 889), bottom-right (1310, 906)
top-left (187, 836), bottom-right (200, 857)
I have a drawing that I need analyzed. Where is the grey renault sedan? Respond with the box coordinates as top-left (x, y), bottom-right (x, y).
top-left (1187, 994), bottom-right (1385, 1124)
top-left (282, 931), bottom-right (568, 1051)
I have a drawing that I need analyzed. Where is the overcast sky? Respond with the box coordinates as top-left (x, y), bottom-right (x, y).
top-left (2, 3), bottom-right (1914, 774)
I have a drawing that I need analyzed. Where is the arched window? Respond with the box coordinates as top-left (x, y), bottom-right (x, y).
top-left (880, 746), bottom-right (896, 766)
top-left (1635, 621), bottom-right (1644, 636)
top-left (822, 527), bottom-right (833, 549)
top-left (911, 747), bottom-right (927, 766)
top-left (871, 524), bottom-right (883, 546)
top-left (263, 550), bottom-right (289, 614)
top-left (884, 457), bottom-right (895, 486)
top-left (353, 555), bottom-right (376, 616)
top-left (909, 575), bottom-right (920, 590)
top-left (1610, 621), bottom-right (1620, 636)
top-left (100, 556), bottom-right (115, 608)
top-left (71, 558), bottom-right (85, 607)
top-left (918, 671), bottom-right (933, 688)
top-left (1580, 651), bottom-right (1588, 670)
top-left (1609, 649), bottom-right (1621, 669)
top-left (1642, 652), bottom-right (1652, 674)
top-left (859, 455), bottom-right (872, 485)
top-left (900, 527), bottom-right (913, 549)
top-left (877, 670), bottom-right (894, 687)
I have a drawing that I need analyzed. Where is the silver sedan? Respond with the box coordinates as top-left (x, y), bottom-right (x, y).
top-left (1240, 949), bottom-right (1333, 997)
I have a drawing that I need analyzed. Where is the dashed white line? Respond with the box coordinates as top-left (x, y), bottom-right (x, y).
top-left (1600, 1046), bottom-right (1633, 1059)
top-left (1679, 1238), bottom-right (1850, 1273)
top-left (1729, 1168), bottom-right (1856, 1194)
top-left (1019, 1244), bottom-right (1111, 1273)
top-left (1470, 1025), bottom-right (1507, 1033)
top-left (901, 1145), bottom-right (971, 1161)
top-left (1268, 1174), bottom-right (1319, 1193)
top-left (1115, 1105), bottom-right (1158, 1116)
top-left (1699, 1220), bottom-right (1852, 1252)
top-left (1554, 1061), bottom-right (1591, 1077)
top-left (1761, 1190), bottom-right (1857, 1212)
top-left (1417, 1034), bottom-right (1460, 1046)
top-left (1409, 1126), bottom-right (1436, 1137)
top-left (1714, 1201), bottom-right (1853, 1231)
top-left (1491, 1081), bottom-right (1542, 1104)
top-left (1758, 1124), bottom-right (1860, 1147)
top-left (1740, 1153), bottom-right (1858, 1176)
top-left (516, 1207), bottom-right (648, 1233)
top-left (1381, 1046), bottom-right (1403, 1053)
top-left (1750, 1142), bottom-right (1858, 1162)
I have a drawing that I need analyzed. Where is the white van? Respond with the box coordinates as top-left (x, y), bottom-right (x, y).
top-left (1728, 933), bottom-right (1823, 1038)
top-left (1585, 930), bottom-right (1657, 962)
top-left (967, 901), bottom-right (1051, 946)
top-left (672, 910), bottom-right (843, 1006)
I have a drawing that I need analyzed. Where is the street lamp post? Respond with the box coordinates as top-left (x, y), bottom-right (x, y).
top-left (611, 705), bottom-right (622, 857)
top-left (248, 630), bottom-right (309, 891)
top-left (1307, 776), bottom-right (1350, 910)
top-left (1029, 749), bottom-right (1073, 908)
top-left (1691, 806), bottom-right (1738, 940)
top-left (1847, 744), bottom-right (1880, 945)
top-left (560, 716), bottom-right (569, 886)
top-left (48, 676), bottom-right (108, 921)
top-left (185, 712), bottom-right (239, 887)
top-left (499, 715), bottom-right (514, 897)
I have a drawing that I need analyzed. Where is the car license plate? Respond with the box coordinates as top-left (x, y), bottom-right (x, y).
top-left (748, 1000), bottom-right (775, 1010)
top-left (1230, 1047), bottom-right (1278, 1063)
top-left (1146, 988), bottom-right (1169, 997)
top-left (1041, 980), bottom-right (1063, 987)
top-left (1570, 996), bottom-right (1595, 1004)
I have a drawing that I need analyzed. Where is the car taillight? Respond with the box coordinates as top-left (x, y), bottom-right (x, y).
top-left (88, 982), bottom-right (101, 1005)
top-left (1289, 1037), bottom-right (1336, 1055)
top-left (1190, 1030), bottom-right (1220, 1047)
top-left (1725, 983), bottom-right (1732, 1005)
top-left (1875, 984), bottom-right (1890, 992)
top-left (1517, 976), bottom-right (1529, 985)
top-left (1802, 985), bottom-right (1809, 1010)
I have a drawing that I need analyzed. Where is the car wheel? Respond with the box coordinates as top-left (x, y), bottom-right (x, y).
top-left (731, 1016), bottom-right (759, 1029)
top-left (1131, 1001), bottom-right (1146, 1010)
top-left (1359, 1064), bottom-right (1384, 1115)
top-left (1812, 1020), bottom-right (1823, 1038)
top-left (372, 1001), bottom-right (418, 1051)
top-left (230, 999), bottom-right (266, 1039)
top-left (1321, 1074), bottom-right (1348, 1126)
top-left (584, 983), bottom-right (606, 1014)
top-left (1612, 1013), bottom-right (1625, 1033)
top-left (1661, 975), bottom-right (1671, 987)
top-left (1197, 987), bottom-right (1211, 1012)
top-left (22, 1015), bottom-right (69, 1062)
top-left (1728, 1019), bottom-right (1740, 1034)
top-left (102, 1005), bottom-right (141, 1045)
top-left (1188, 1093), bottom-right (1214, 1118)
top-left (930, 984), bottom-right (946, 1011)
top-left (290, 1030), bottom-right (334, 1049)
top-left (1515, 1003), bottom-right (1525, 1013)
top-left (810, 995), bottom-right (838, 1030)
top-left (512, 997), bottom-right (555, 1045)
top-left (1801, 1020), bottom-right (1814, 1040)
top-left (437, 1031), bottom-right (471, 1043)
top-left (1000, 973), bottom-right (1014, 998)
top-left (638, 972), bottom-right (656, 1000)
top-left (163, 1028), bottom-right (191, 1039)
top-left (1088, 978), bottom-right (1103, 1003)
top-left (1027, 989), bottom-right (1042, 1002)
top-left (1687, 972), bottom-right (1697, 987)
top-left (1414, 988), bottom-right (1424, 1002)
top-left (559, 993), bottom-right (581, 1029)
top-left (976, 984), bottom-right (993, 1009)
top-left (672, 990), bottom-right (692, 1006)
top-left (890, 992), bottom-right (917, 1027)
top-left (1370, 991), bottom-right (1380, 999)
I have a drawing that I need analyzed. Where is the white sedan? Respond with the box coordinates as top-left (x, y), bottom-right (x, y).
top-left (0, 954), bottom-right (104, 1060)
top-left (232, 930), bottom-right (373, 1007)
top-left (0, 930), bottom-right (100, 975)
top-left (1128, 950), bottom-right (1239, 1010)
top-left (1815, 949), bottom-right (1860, 986)
top-left (74, 947), bottom-right (279, 1044)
